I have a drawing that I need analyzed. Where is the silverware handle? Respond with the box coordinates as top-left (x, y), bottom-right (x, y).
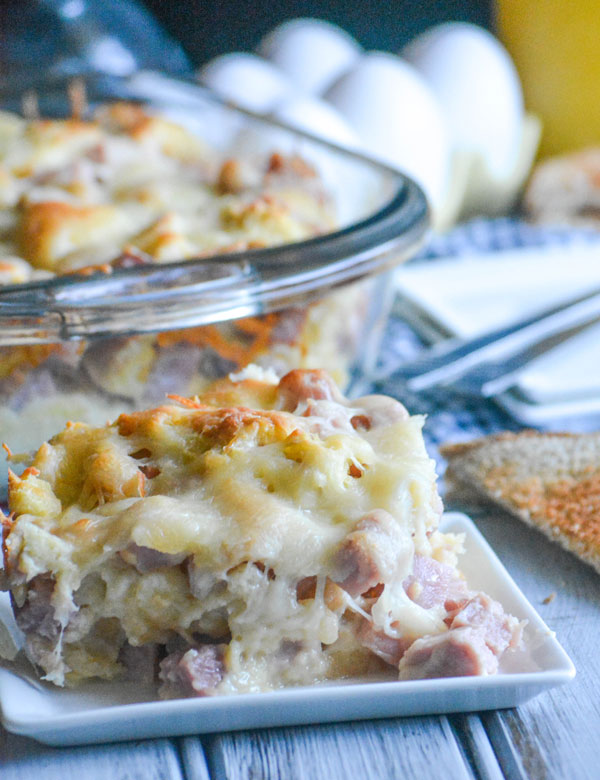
top-left (451, 318), bottom-right (600, 397)
top-left (389, 287), bottom-right (600, 391)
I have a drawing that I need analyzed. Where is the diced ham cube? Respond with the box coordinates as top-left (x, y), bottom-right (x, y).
top-left (447, 593), bottom-right (524, 654)
top-left (403, 555), bottom-right (469, 610)
top-left (398, 592), bottom-right (524, 680)
top-left (335, 510), bottom-right (407, 598)
top-left (13, 574), bottom-right (60, 641)
top-left (355, 618), bottom-right (413, 667)
top-left (399, 627), bottom-right (498, 679)
top-left (119, 544), bottom-right (186, 573)
top-left (158, 645), bottom-right (226, 698)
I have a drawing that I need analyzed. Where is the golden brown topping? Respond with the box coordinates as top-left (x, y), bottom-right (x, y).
top-left (348, 463), bottom-right (363, 478)
top-left (157, 314), bottom-right (281, 368)
top-left (18, 201), bottom-right (123, 270)
top-left (79, 448), bottom-right (146, 509)
top-left (351, 415), bottom-right (372, 431)
top-left (0, 345), bottom-right (61, 382)
top-left (98, 102), bottom-right (148, 133)
top-left (216, 159), bottom-right (244, 194)
top-left (117, 405), bottom-right (182, 437)
top-left (266, 152), bottom-right (317, 179)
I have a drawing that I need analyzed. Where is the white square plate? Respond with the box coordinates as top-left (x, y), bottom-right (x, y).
top-left (0, 513), bottom-right (575, 746)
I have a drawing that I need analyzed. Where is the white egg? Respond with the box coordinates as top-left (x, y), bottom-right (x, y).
top-left (198, 53), bottom-right (294, 112)
top-left (271, 95), bottom-right (360, 148)
top-left (403, 23), bottom-right (524, 179)
top-left (324, 52), bottom-right (450, 211)
top-left (257, 18), bottom-right (362, 94)
top-left (270, 96), bottom-right (364, 224)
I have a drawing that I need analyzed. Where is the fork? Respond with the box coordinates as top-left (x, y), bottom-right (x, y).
top-left (377, 285), bottom-right (600, 394)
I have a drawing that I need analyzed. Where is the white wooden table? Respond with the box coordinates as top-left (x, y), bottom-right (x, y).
top-left (1, 502), bottom-right (597, 780)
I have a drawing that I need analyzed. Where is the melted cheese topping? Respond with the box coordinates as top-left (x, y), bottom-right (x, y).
top-left (2, 369), bottom-right (455, 692)
top-left (0, 105), bottom-right (335, 280)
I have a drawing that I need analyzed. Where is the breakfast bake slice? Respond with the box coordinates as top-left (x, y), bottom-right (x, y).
top-left (1, 369), bottom-right (523, 696)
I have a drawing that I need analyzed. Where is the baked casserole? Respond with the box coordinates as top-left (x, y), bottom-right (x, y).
top-left (0, 102), bottom-right (337, 278)
top-left (1, 368), bottom-right (523, 696)
top-left (0, 101), bottom-right (374, 475)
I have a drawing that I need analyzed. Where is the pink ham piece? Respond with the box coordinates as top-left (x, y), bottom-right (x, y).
top-left (354, 562), bottom-right (523, 676)
top-left (158, 645), bottom-right (226, 698)
top-left (119, 544), bottom-right (186, 573)
top-left (399, 627), bottom-right (498, 679)
top-left (403, 555), bottom-right (469, 610)
top-left (355, 618), bottom-right (413, 666)
top-left (447, 593), bottom-right (524, 654)
top-left (13, 574), bottom-right (60, 641)
top-left (354, 554), bottom-right (470, 668)
top-left (335, 510), bottom-right (407, 598)
top-left (398, 593), bottom-right (524, 680)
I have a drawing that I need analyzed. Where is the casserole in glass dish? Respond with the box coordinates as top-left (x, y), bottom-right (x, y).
top-left (0, 72), bottom-right (428, 487)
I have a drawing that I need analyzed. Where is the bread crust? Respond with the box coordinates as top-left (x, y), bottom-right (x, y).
top-left (524, 147), bottom-right (600, 225)
top-left (441, 431), bottom-right (600, 575)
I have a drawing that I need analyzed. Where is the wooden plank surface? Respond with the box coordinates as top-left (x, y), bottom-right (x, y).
top-left (179, 736), bottom-right (212, 780)
top-left (466, 507), bottom-right (600, 780)
top-left (0, 718), bottom-right (484, 780)
top-left (449, 714), bottom-right (506, 780)
top-left (0, 730), bottom-right (184, 780)
top-left (202, 717), bottom-right (474, 780)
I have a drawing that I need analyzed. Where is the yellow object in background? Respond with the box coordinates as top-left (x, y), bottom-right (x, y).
top-left (497, 0), bottom-right (600, 158)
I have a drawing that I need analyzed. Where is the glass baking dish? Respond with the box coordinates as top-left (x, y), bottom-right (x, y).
top-left (0, 72), bottom-right (428, 487)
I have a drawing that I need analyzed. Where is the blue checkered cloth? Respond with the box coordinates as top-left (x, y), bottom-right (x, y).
top-left (374, 218), bottom-right (600, 470)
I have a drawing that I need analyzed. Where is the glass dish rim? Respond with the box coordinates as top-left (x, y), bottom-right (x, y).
top-left (0, 73), bottom-right (429, 341)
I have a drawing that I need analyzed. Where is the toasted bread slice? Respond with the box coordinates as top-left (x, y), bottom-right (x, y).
top-left (524, 148), bottom-right (600, 226)
top-left (441, 431), bottom-right (600, 575)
